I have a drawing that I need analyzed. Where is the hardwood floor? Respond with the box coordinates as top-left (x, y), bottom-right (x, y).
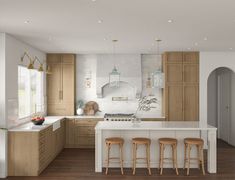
top-left (3, 139), bottom-right (235, 180)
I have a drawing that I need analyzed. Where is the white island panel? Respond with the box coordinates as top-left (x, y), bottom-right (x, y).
top-left (95, 121), bottom-right (217, 173)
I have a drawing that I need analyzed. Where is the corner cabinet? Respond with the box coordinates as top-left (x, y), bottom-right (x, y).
top-left (47, 54), bottom-right (75, 115)
top-left (163, 52), bottom-right (199, 121)
top-left (8, 120), bottom-right (65, 176)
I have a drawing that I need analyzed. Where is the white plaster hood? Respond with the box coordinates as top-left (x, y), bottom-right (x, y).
top-left (96, 54), bottom-right (142, 98)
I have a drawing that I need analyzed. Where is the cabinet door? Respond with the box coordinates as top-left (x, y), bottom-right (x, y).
top-left (183, 52), bottom-right (199, 64)
top-left (62, 54), bottom-right (75, 64)
top-left (166, 64), bottom-right (183, 83)
top-left (166, 85), bottom-right (183, 121)
top-left (166, 52), bottom-right (183, 63)
top-left (62, 64), bottom-right (74, 103)
top-left (47, 54), bottom-right (61, 64)
top-left (65, 119), bottom-right (75, 147)
top-left (183, 85), bottom-right (199, 121)
top-left (183, 64), bottom-right (199, 83)
top-left (47, 63), bottom-right (61, 104)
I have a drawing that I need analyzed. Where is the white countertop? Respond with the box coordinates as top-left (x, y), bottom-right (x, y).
top-left (9, 115), bottom-right (168, 132)
top-left (95, 121), bottom-right (217, 131)
top-left (9, 115), bottom-right (105, 132)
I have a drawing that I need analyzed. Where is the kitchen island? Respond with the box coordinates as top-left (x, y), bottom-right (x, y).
top-left (95, 121), bottom-right (217, 173)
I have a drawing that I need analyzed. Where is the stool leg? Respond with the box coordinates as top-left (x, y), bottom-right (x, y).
top-left (133, 143), bottom-right (137, 175)
top-left (132, 143), bottom-right (134, 170)
top-left (184, 143), bottom-right (187, 169)
top-left (120, 144), bottom-right (124, 175)
top-left (172, 145), bottom-right (175, 170)
top-left (173, 144), bottom-right (179, 175)
top-left (158, 144), bottom-right (161, 171)
top-left (160, 144), bottom-right (164, 175)
top-left (146, 143), bottom-right (151, 175)
top-left (187, 144), bottom-right (191, 176)
top-left (197, 145), bottom-right (201, 170)
top-left (105, 143), bottom-right (111, 175)
top-left (200, 145), bottom-right (205, 175)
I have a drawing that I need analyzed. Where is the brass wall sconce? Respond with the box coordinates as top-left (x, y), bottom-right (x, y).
top-left (20, 52), bottom-right (35, 69)
top-left (34, 56), bottom-right (44, 72)
top-left (46, 65), bottom-right (52, 74)
top-left (20, 52), bottom-right (52, 74)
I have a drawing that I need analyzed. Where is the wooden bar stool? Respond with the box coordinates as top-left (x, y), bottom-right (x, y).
top-left (105, 137), bottom-right (124, 175)
top-left (132, 137), bottom-right (151, 175)
top-left (184, 138), bottom-right (205, 175)
top-left (158, 138), bottom-right (179, 175)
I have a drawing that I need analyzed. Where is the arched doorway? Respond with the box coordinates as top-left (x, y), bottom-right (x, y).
top-left (207, 67), bottom-right (235, 146)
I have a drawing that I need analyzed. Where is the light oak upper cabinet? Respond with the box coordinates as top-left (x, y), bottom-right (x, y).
top-left (47, 54), bottom-right (75, 116)
top-left (163, 52), bottom-right (199, 121)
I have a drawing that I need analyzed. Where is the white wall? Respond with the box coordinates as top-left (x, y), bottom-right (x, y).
top-left (0, 33), bottom-right (46, 178)
top-left (0, 33), bottom-right (7, 178)
top-left (5, 34), bottom-right (46, 128)
top-left (230, 73), bottom-right (235, 145)
top-left (207, 71), bottom-right (217, 127)
top-left (200, 52), bottom-right (235, 127)
top-left (76, 54), bottom-right (163, 117)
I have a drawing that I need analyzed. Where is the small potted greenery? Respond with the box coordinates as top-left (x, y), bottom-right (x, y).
top-left (76, 100), bottom-right (84, 115)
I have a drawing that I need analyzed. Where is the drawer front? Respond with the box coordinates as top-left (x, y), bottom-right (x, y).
top-left (74, 119), bottom-right (99, 126)
top-left (77, 126), bottom-right (95, 136)
top-left (75, 135), bottom-right (95, 147)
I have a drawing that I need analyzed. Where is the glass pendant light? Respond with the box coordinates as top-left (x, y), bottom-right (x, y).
top-left (109, 40), bottom-right (120, 87)
top-left (152, 39), bottom-right (165, 88)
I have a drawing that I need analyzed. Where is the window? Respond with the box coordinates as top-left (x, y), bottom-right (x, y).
top-left (18, 66), bottom-right (44, 119)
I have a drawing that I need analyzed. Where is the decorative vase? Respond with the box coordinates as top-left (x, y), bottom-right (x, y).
top-left (76, 108), bottom-right (84, 115)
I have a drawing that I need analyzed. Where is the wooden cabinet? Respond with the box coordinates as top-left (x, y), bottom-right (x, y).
top-left (163, 52), bottom-right (199, 121)
top-left (8, 120), bottom-right (65, 176)
top-left (65, 119), bottom-right (101, 148)
top-left (47, 54), bottom-right (75, 116)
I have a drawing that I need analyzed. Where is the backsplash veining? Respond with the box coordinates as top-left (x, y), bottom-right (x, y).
top-left (76, 54), bottom-right (163, 117)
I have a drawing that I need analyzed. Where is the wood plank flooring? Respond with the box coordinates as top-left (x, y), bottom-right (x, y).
top-left (3, 140), bottom-right (235, 180)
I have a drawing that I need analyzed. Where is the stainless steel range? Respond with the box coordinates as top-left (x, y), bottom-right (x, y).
top-left (104, 113), bottom-right (135, 121)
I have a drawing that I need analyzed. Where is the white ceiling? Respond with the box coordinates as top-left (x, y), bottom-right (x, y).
top-left (1, 0), bottom-right (235, 54)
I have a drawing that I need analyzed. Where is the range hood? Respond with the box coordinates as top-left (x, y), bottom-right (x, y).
top-left (96, 54), bottom-right (142, 98)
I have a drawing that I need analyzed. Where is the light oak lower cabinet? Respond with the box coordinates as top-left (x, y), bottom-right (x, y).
top-left (8, 120), bottom-right (65, 176)
top-left (65, 119), bottom-right (101, 148)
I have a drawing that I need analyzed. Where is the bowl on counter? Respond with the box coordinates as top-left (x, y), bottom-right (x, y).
top-left (31, 117), bottom-right (45, 125)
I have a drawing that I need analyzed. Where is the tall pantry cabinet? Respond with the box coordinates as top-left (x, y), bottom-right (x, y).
top-left (47, 54), bottom-right (75, 115)
top-left (163, 52), bottom-right (199, 121)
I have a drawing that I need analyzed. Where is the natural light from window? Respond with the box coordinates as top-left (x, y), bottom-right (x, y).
top-left (18, 66), bottom-right (44, 119)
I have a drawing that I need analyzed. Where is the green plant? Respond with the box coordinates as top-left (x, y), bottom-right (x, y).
top-left (0, 128), bottom-right (8, 131)
top-left (77, 100), bottom-right (84, 108)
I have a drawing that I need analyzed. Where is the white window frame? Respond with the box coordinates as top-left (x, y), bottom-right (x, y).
top-left (18, 65), bottom-right (44, 120)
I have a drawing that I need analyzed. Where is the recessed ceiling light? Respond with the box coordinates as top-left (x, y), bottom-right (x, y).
top-left (24, 20), bottom-right (30, 24)
top-left (92, 0), bottom-right (96, 1)
top-left (103, 38), bottom-right (107, 41)
top-left (167, 19), bottom-right (173, 23)
top-left (187, 47), bottom-right (191, 50)
top-left (194, 42), bottom-right (198, 46)
top-left (204, 37), bottom-right (208, 41)
top-left (229, 47), bottom-right (233, 50)
top-left (98, 19), bottom-right (103, 24)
